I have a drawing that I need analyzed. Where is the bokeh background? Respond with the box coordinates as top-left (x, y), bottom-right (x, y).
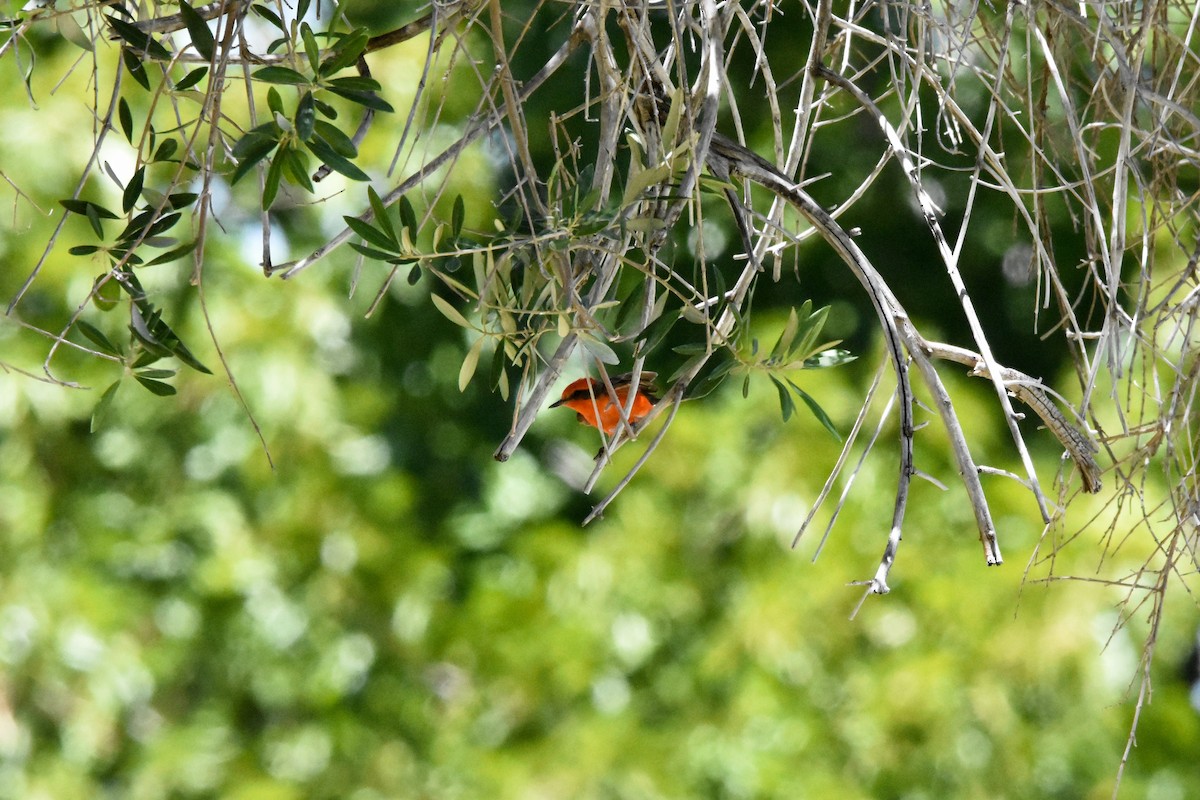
top-left (1, 1), bottom-right (1199, 797)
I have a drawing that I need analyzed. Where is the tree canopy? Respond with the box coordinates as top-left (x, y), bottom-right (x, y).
top-left (1, 0), bottom-right (1198, 796)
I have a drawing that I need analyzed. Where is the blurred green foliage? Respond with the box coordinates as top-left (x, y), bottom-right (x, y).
top-left (1, 1), bottom-right (1198, 798)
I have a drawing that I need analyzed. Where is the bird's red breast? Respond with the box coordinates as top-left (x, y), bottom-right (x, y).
top-left (550, 372), bottom-right (659, 435)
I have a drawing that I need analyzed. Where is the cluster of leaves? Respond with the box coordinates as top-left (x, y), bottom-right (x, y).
top-left (228, 24), bottom-right (390, 208)
top-left (679, 301), bottom-right (853, 438)
top-left (78, 267), bottom-right (212, 429)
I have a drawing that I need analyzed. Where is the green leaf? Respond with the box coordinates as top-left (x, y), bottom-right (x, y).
top-left (230, 134), bottom-right (277, 186)
top-left (145, 240), bottom-right (198, 266)
top-left (788, 379), bottom-right (841, 440)
top-left (312, 120), bottom-right (357, 157)
top-left (326, 76), bottom-right (381, 92)
top-left (153, 138), bottom-right (178, 162)
top-left (313, 97), bottom-right (338, 119)
top-left (179, 0), bottom-right (215, 61)
top-left (118, 97), bottom-right (134, 142)
top-left (459, 336), bottom-right (485, 392)
top-left (367, 186), bottom-right (396, 244)
top-left (398, 196), bottom-right (418, 241)
top-left (407, 265), bottom-right (421, 285)
top-left (253, 66), bottom-right (310, 85)
top-left (174, 66), bottom-right (208, 91)
top-left (325, 86), bottom-right (394, 113)
top-left (348, 243), bottom-right (401, 262)
top-left (452, 194), bottom-right (465, 238)
top-left (107, 16), bottom-right (172, 60)
top-left (281, 147), bottom-right (313, 192)
top-left (135, 375), bottom-right (177, 396)
top-left (60, 198), bottom-right (120, 219)
top-left (77, 320), bottom-right (120, 355)
top-left (304, 136), bottom-right (368, 181)
top-left (770, 375), bottom-right (795, 422)
top-left (301, 22), bottom-right (320, 72)
top-left (122, 48), bottom-right (150, 90)
top-left (69, 245), bottom-right (103, 256)
top-left (168, 192), bottom-right (199, 209)
top-left (122, 166), bottom-right (145, 213)
top-left (136, 368), bottom-right (177, 379)
top-left (262, 147), bottom-right (286, 208)
top-left (90, 381), bottom-right (121, 433)
top-left (343, 215), bottom-right (397, 251)
top-left (295, 91), bottom-right (316, 141)
top-left (579, 334), bottom-right (620, 366)
top-left (769, 307), bottom-right (800, 363)
top-left (430, 293), bottom-right (472, 330)
top-left (267, 86), bottom-right (285, 117)
top-left (318, 28), bottom-right (370, 76)
top-left (251, 3), bottom-right (285, 31)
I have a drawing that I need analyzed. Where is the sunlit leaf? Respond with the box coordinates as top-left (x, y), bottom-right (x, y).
top-left (431, 293), bottom-right (472, 330)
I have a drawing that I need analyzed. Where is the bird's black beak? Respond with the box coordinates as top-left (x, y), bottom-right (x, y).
top-left (549, 397), bottom-right (566, 408)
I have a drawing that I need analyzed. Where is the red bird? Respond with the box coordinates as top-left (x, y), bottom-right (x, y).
top-left (550, 372), bottom-right (659, 435)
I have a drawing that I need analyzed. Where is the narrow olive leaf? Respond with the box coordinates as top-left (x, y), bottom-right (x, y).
top-left (459, 336), bottom-right (485, 392)
top-left (452, 194), bottom-right (465, 238)
top-left (348, 243), bottom-right (400, 262)
top-left (60, 199), bottom-right (119, 219)
top-left (85, 204), bottom-right (105, 237)
top-left (135, 375), bottom-right (177, 396)
top-left (281, 147), bottom-right (313, 192)
top-left (300, 22), bottom-right (320, 72)
top-left (788, 379), bottom-right (841, 440)
top-left (318, 28), bottom-right (369, 76)
top-left (168, 192), bottom-right (199, 209)
top-left (118, 97), bottom-right (134, 142)
top-left (122, 48), bottom-right (150, 90)
top-left (326, 76), bottom-right (381, 92)
top-left (174, 66), bottom-right (207, 90)
top-left (304, 136), bottom-right (369, 180)
top-left (253, 66), bottom-right (309, 85)
top-left (312, 120), bottom-right (357, 156)
top-left (179, 0), bottom-right (215, 61)
top-left (579, 334), bottom-right (620, 365)
top-left (91, 381), bottom-right (121, 433)
top-left (266, 86), bottom-right (285, 117)
top-left (312, 97), bottom-right (337, 119)
top-left (343, 215), bottom-right (396, 250)
top-left (154, 138), bottom-right (178, 162)
top-left (769, 374), bottom-right (795, 422)
top-left (107, 16), bottom-right (172, 60)
top-left (122, 166), bottom-right (145, 213)
top-left (407, 265), bottom-right (421, 285)
top-left (769, 307), bottom-right (800, 363)
top-left (69, 245), bottom-right (103, 256)
top-left (145, 239), bottom-right (198, 266)
top-left (137, 368), bottom-right (177, 379)
top-left (251, 3), bottom-right (284, 31)
top-left (77, 320), bottom-right (120, 355)
top-left (295, 91), bottom-right (316, 141)
top-left (367, 186), bottom-right (395, 243)
top-left (398, 196), bottom-right (418, 241)
top-left (262, 148), bottom-right (286, 208)
top-left (296, 0), bottom-right (312, 23)
top-left (325, 86), bottom-right (394, 113)
top-left (131, 350), bottom-right (163, 369)
top-left (230, 137), bottom-right (277, 186)
top-left (430, 293), bottom-right (472, 330)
